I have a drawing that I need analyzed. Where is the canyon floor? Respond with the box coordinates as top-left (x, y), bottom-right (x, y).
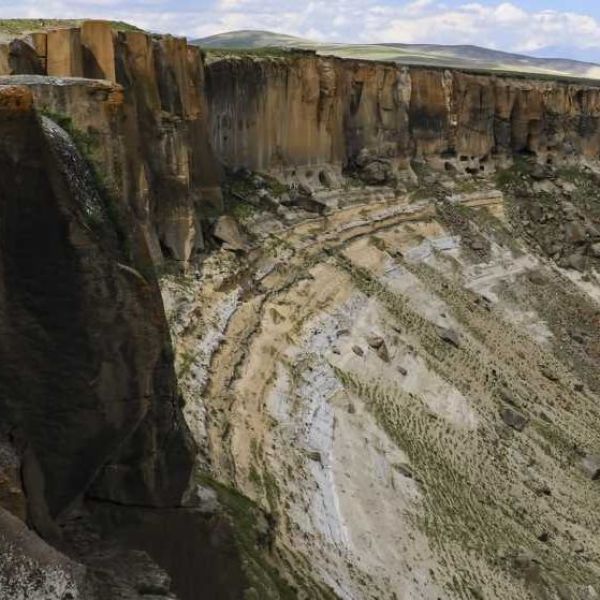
top-left (161, 160), bottom-right (600, 600)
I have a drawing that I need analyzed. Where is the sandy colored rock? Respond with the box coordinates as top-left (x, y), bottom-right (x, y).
top-left (46, 28), bottom-right (83, 77)
top-left (81, 20), bottom-right (116, 81)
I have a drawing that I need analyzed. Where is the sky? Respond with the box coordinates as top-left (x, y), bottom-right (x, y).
top-left (3, 0), bottom-right (600, 63)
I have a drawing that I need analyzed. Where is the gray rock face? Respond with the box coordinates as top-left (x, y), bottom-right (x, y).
top-left (214, 215), bottom-right (249, 251)
top-left (581, 455), bottom-right (600, 480)
top-left (500, 408), bottom-right (529, 432)
top-left (437, 327), bottom-right (461, 348)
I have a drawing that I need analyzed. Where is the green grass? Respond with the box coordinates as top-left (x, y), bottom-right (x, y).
top-left (330, 253), bottom-right (600, 597)
top-left (195, 472), bottom-right (337, 599)
top-left (204, 47), bottom-right (314, 61)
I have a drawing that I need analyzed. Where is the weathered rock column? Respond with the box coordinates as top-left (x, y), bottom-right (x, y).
top-left (46, 28), bottom-right (83, 77)
top-left (81, 20), bottom-right (116, 82)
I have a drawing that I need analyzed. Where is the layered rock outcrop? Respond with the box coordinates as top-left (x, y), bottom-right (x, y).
top-left (4, 19), bottom-right (600, 600)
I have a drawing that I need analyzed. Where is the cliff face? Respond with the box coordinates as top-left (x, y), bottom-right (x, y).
top-left (6, 24), bottom-right (600, 262)
top-left (1, 21), bottom-right (221, 265)
top-left (206, 55), bottom-right (600, 183)
top-left (0, 83), bottom-right (198, 598)
top-left (4, 20), bottom-right (600, 600)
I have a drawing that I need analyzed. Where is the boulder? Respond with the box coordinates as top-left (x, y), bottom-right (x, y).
top-left (589, 243), bottom-right (600, 258)
top-left (565, 253), bottom-right (587, 272)
top-left (361, 159), bottom-right (393, 185)
top-left (377, 343), bottom-right (391, 363)
top-left (564, 221), bottom-right (587, 244)
top-left (437, 327), bottom-right (461, 348)
top-left (213, 216), bottom-right (249, 251)
top-left (366, 335), bottom-right (385, 349)
top-left (500, 408), bottom-right (528, 432)
top-left (581, 455), bottom-right (600, 480)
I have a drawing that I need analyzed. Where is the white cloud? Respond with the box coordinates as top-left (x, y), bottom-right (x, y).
top-left (1, 0), bottom-right (600, 61)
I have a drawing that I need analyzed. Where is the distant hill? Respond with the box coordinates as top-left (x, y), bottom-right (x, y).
top-left (193, 30), bottom-right (600, 80)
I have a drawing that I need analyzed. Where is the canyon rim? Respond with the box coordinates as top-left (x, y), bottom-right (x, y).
top-left (1, 16), bottom-right (600, 600)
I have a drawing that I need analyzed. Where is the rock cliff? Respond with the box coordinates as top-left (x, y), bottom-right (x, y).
top-left (205, 54), bottom-right (600, 183)
top-left (2, 19), bottom-right (600, 600)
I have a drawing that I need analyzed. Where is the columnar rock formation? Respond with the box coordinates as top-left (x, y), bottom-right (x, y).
top-left (1, 21), bottom-right (222, 264)
top-left (206, 55), bottom-right (600, 182)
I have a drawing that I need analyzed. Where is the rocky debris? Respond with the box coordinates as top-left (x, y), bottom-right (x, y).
top-left (541, 366), bottom-right (559, 383)
top-left (377, 343), bottom-right (391, 363)
top-left (590, 243), bottom-right (600, 258)
top-left (581, 455), bottom-right (600, 480)
top-left (535, 484), bottom-right (552, 497)
top-left (352, 345), bottom-right (365, 357)
top-left (531, 164), bottom-right (548, 181)
top-left (469, 238), bottom-right (485, 251)
top-left (527, 270), bottom-right (547, 286)
top-left (352, 149), bottom-right (396, 185)
top-left (437, 327), bottom-right (461, 348)
top-left (565, 221), bottom-right (587, 244)
top-left (500, 408), bottom-right (529, 432)
top-left (365, 335), bottom-right (390, 362)
top-left (307, 451), bottom-right (322, 463)
top-left (213, 216), bottom-right (249, 251)
top-left (498, 387), bottom-right (519, 407)
top-left (564, 252), bottom-right (587, 272)
top-left (397, 366), bottom-right (408, 376)
top-left (366, 335), bottom-right (385, 349)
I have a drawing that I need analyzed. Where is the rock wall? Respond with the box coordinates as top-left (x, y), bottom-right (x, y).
top-left (0, 83), bottom-right (201, 598)
top-left (4, 24), bottom-right (600, 260)
top-left (205, 55), bottom-right (600, 183)
top-left (1, 21), bottom-right (222, 264)
top-left (0, 82), bottom-right (194, 519)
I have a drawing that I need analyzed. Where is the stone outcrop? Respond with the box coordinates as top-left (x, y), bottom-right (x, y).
top-left (0, 84), bottom-right (199, 597)
top-left (205, 55), bottom-right (600, 180)
top-left (1, 21), bottom-right (222, 264)
top-left (5, 20), bottom-right (600, 600)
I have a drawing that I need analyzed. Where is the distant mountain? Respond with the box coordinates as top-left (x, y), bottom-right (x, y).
top-left (193, 30), bottom-right (600, 80)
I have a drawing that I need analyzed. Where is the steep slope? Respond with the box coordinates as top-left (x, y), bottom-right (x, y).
top-left (163, 159), bottom-right (600, 600)
top-left (194, 30), bottom-right (600, 79)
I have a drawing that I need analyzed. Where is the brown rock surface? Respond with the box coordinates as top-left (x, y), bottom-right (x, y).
top-left (81, 20), bottom-right (116, 82)
top-left (0, 84), bottom-right (194, 516)
top-left (46, 27), bottom-right (83, 77)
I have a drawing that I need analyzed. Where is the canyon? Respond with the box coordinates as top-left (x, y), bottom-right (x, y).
top-left (1, 19), bottom-right (600, 600)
